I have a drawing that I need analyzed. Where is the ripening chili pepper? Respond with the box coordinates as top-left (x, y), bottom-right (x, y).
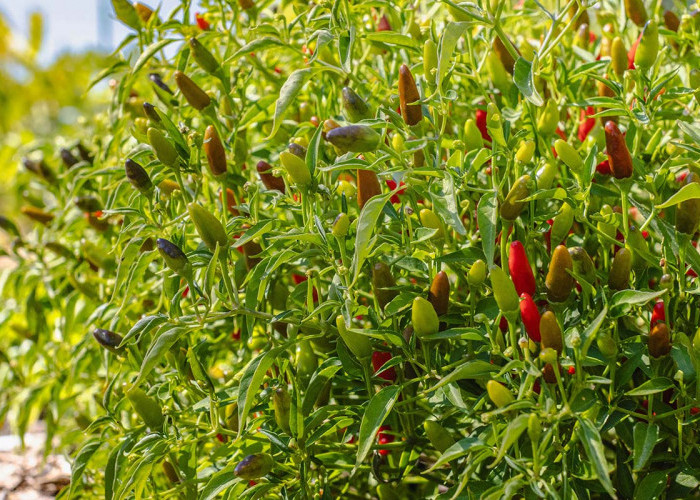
top-left (424, 420), bottom-right (455, 453)
top-left (234, 454), bottom-right (274, 480)
top-left (93, 328), bottom-right (124, 355)
top-left (126, 386), bottom-right (165, 429)
top-left (187, 203), bottom-right (228, 252)
top-left (256, 160), bottom-right (285, 193)
top-left (508, 241), bottom-right (536, 296)
top-left (332, 213), bottom-right (350, 238)
top-left (569, 246), bottom-right (596, 284)
top-left (342, 87), bottom-right (372, 122)
top-left (355, 168), bottom-right (381, 209)
top-left (624, 0), bottom-right (648, 27)
top-left (372, 350), bottom-right (396, 381)
top-left (675, 172), bottom-right (700, 234)
top-left (142, 102), bottom-right (161, 123)
top-left (398, 64), bottom-right (422, 126)
top-left (554, 140), bottom-right (583, 173)
top-left (520, 293), bottom-right (541, 342)
top-left (649, 322), bottom-right (671, 358)
top-left (545, 245), bottom-right (574, 302)
top-left (428, 271), bottom-right (450, 316)
top-left (475, 108), bottom-right (491, 142)
top-left (651, 301), bottom-right (665, 326)
top-left (60, 148), bottom-right (79, 168)
top-left (492, 36), bottom-right (516, 74)
top-left (22, 157), bottom-right (56, 183)
top-left (189, 37), bottom-right (219, 74)
top-left (608, 247), bottom-right (632, 290)
top-left (490, 265), bottom-right (519, 315)
top-left (597, 332), bottom-right (618, 360)
top-left (336, 315), bottom-right (371, 360)
top-left (174, 71), bottom-right (211, 111)
top-left (288, 142), bottom-right (306, 159)
top-left (272, 387), bottom-right (291, 434)
top-left (21, 206), bottom-right (54, 225)
top-left (634, 21), bottom-right (659, 70)
top-left (162, 461), bottom-right (180, 483)
top-left (537, 161), bottom-right (557, 190)
top-left (134, 2), bottom-right (156, 23)
top-left (515, 140), bottom-right (535, 163)
top-left (423, 39), bottom-right (438, 83)
top-left (604, 121), bottom-right (633, 179)
top-left (468, 259), bottom-right (487, 287)
top-left (539, 311), bottom-right (563, 354)
top-left (487, 380), bottom-right (514, 408)
top-left (326, 125), bottom-right (381, 153)
top-left (242, 240), bottom-right (262, 270)
top-left (537, 100), bottom-right (559, 136)
top-left (464, 119), bottom-right (484, 151)
top-left (664, 10), bottom-right (680, 32)
top-left (111, 0), bottom-right (141, 30)
top-left (280, 151), bottom-right (311, 186)
top-left (412, 297), bottom-right (439, 337)
top-left (419, 209), bottom-right (445, 240)
top-left (148, 128), bottom-right (178, 168)
top-left (500, 175), bottom-right (531, 221)
top-left (550, 203), bottom-right (574, 248)
top-left (156, 238), bottom-right (192, 279)
top-left (149, 73), bottom-right (174, 96)
top-left (203, 125), bottom-right (227, 177)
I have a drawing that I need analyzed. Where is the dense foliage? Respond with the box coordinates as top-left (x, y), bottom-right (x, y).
top-left (1, 0), bottom-right (700, 498)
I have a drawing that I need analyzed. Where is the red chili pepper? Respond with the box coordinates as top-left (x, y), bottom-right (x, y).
top-left (651, 301), bottom-right (665, 326)
top-left (182, 285), bottom-right (189, 298)
top-left (475, 108), bottom-right (491, 142)
top-left (216, 433), bottom-right (226, 443)
top-left (544, 219), bottom-right (554, 252)
top-left (232, 329), bottom-right (241, 341)
top-left (627, 33), bottom-right (642, 70)
top-left (596, 159), bottom-right (611, 175)
top-left (567, 366), bottom-right (576, 375)
top-left (385, 179), bottom-right (406, 204)
top-left (508, 241), bottom-right (536, 296)
top-left (377, 14), bottom-right (391, 31)
top-left (691, 407), bottom-right (700, 415)
top-left (499, 316), bottom-right (508, 333)
top-left (578, 106), bottom-right (596, 142)
top-left (372, 351), bottom-right (396, 381)
top-left (555, 127), bottom-right (567, 141)
top-left (195, 13), bottom-right (210, 30)
top-left (519, 293), bottom-right (541, 342)
top-left (377, 425), bottom-right (394, 455)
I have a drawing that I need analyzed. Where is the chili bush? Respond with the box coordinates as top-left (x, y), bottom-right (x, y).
top-left (2, 0), bottom-right (700, 498)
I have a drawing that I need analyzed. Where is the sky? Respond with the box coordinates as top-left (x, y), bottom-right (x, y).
top-left (0, 0), bottom-right (183, 63)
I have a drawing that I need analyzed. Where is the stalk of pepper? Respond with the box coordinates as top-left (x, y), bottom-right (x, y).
top-left (428, 271), bottom-right (450, 316)
top-left (93, 328), bottom-right (125, 355)
top-left (126, 386), bottom-right (165, 429)
top-left (256, 160), bottom-right (285, 193)
top-left (500, 175), bottom-right (531, 221)
top-left (412, 297), bottom-right (439, 337)
top-left (398, 64), bottom-right (422, 126)
top-left (357, 169), bottom-right (382, 208)
top-left (174, 71), bottom-right (211, 111)
top-left (604, 121), bottom-right (633, 179)
top-left (545, 245), bottom-right (574, 302)
top-left (336, 315), bottom-right (372, 360)
top-left (203, 125), bottom-right (227, 177)
top-left (326, 125), bottom-right (381, 153)
top-left (648, 322), bottom-right (671, 358)
top-left (634, 21), bottom-right (659, 71)
top-left (608, 247), bottom-right (632, 290)
top-left (508, 241), bottom-right (536, 296)
top-left (187, 203), bottom-right (228, 252)
top-left (342, 87), bottom-right (372, 122)
top-left (519, 293), bottom-right (541, 342)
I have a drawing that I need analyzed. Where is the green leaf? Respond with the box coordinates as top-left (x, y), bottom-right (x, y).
top-left (305, 123), bottom-right (323, 178)
top-left (437, 22), bottom-right (468, 89)
top-left (268, 68), bottom-right (313, 139)
top-left (364, 32), bottom-right (420, 51)
top-left (490, 414), bottom-right (529, 467)
top-left (656, 182), bottom-right (700, 209)
top-left (633, 422), bottom-right (659, 471)
top-left (576, 417), bottom-right (615, 497)
top-left (134, 325), bottom-right (187, 386)
top-left (354, 385), bottom-right (401, 471)
top-left (119, 314), bottom-right (168, 347)
top-left (231, 37), bottom-right (285, 60)
top-left (513, 57), bottom-right (543, 106)
top-left (580, 306), bottom-right (608, 359)
top-left (626, 377), bottom-right (674, 396)
top-left (634, 471), bottom-right (668, 500)
top-left (429, 360), bottom-right (497, 393)
top-left (132, 39), bottom-right (176, 75)
top-left (609, 289), bottom-right (666, 317)
top-left (477, 191), bottom-right (498, 267)
top-left (69, 439), bottom-right (102, 497)
top-left (200, 464), bottom-right (240, 500)
top-left (237, 345), bottom-right (286, 433)
top-left (425, 436), bottom-right (486, 472)
top-left (351, 192), bottom-right (393, 283)
top-left (302, 358), bottom-right (343, 415)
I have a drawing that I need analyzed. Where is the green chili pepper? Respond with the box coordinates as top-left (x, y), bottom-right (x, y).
top-left (424, 420), bottom-right (455, 453)
top-left (516, 140), bottom-right (535, 163)
top-left (464, 119), bottom-right (484, 151)
top-left (486, 102), bottom-right (506, 147)
top-left (554, 140), bottom-right (583, 172)
top-left (468, 259), bottom-right (487, 287)
top-left (126, 386), bottom-right (165, 429)
top-left (272, 387), bottom-right (292, 433)
top-left (568, 246), bottom-right (596, 284)
top-left (597, 333), bottom-right (618, 360)
top-left (537, 100), bottom-right (559, 136)
top-left (280, 151), bottom-right (311, 186)
top-left (611, 37), bottom-right (627, 78)
top-left (550, 202), bottom-right (574, 248)
top-left (234, 454), bottom-right (274, 480)
top-left (412, 296), bottom-right (439, 337)
top-left (148, 127), bottom-right (178, 168)
top-left (545, 245), bottom-right (574, 302)
top-left (187, 203), bottom-right (228, 252)
top-left (332, 213), bottom-right (350, 238)
top-left (527, 413), bottom-right (541, 444)
top-left (500, 175), bottom-right (531, 221)
top-left (423, 39), bottom-right (438, 83)
top-left (325, 125), bottom-right (381, 153)
top-left (490, 265), bottom-right (519, 315)
top-left (486, 380), bottom-right (513, 408)
top-left (93, 328), bottom-right (125, 355)
top-left (419, 208), bottom-right (445, 240)
top-left (174, 71), bottom-right (211, 111)
top-left (342, 87), bottom-right (372, 122)
top-left (634, 21), bottom-right (658, 71)
top-left (189, 37), bottom-right (219, 74)
top-left (336, 315), bottom-right (372, 360)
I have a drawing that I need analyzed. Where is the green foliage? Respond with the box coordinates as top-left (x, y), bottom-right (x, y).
top-left (1, 0), bottom-right (700, 498)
